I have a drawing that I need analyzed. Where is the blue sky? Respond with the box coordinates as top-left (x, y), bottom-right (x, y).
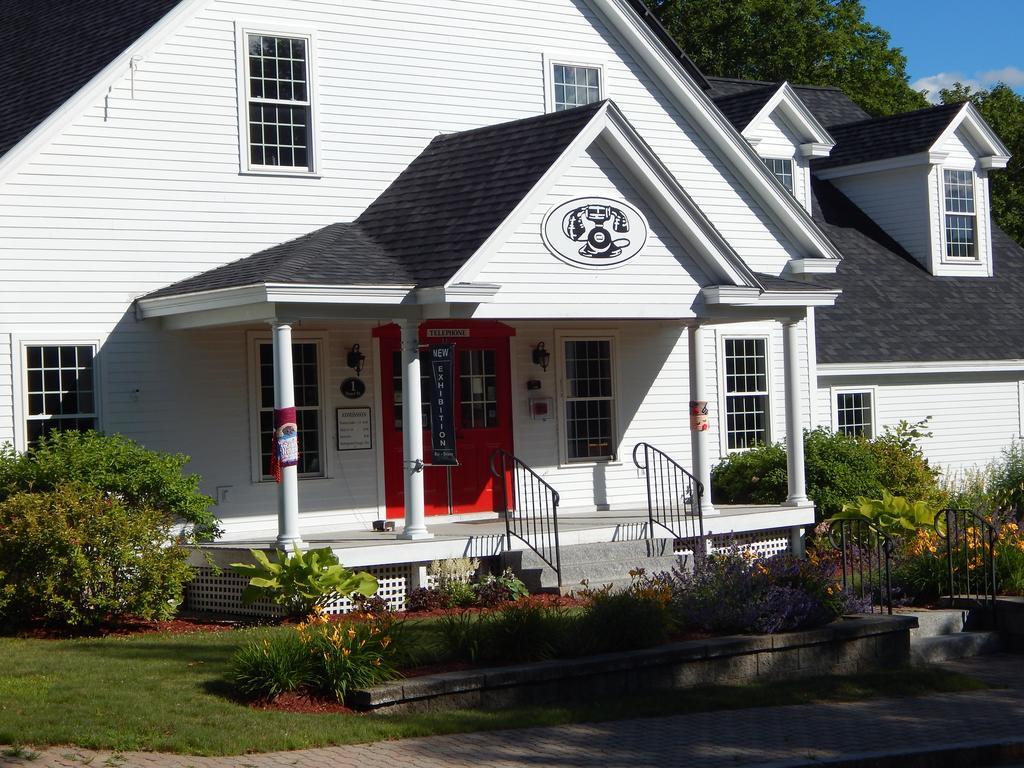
top-left (860, 0), bottom-right (1024, 102)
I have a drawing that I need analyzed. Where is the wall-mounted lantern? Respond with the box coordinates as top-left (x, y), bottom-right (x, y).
top-left (346, 343), bottom-right (366, 377)
top-left (532, 341), bottom-right (551, 372)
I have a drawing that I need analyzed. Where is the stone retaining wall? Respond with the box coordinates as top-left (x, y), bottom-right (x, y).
top-left (351, 614), bottom-right (916, 713)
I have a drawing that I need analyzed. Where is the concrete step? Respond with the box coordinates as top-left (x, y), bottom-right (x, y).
top-left (901, 609), bottom-right (970, 638)
top-left (910, 631), bottom-right (1004, 665)
top-left (500, 538), bottom-right (688, 594)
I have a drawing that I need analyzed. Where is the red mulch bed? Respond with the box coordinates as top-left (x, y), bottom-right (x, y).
top-left (11, 613), bottom-right (270, 640)
top-left (252, 691), bottom-right (357, 715)
top-left (404, 592), bottom-right (587, 619)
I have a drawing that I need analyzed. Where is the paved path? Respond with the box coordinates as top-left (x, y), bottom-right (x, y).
top-left (5, 654), bottom-right (1024, 768)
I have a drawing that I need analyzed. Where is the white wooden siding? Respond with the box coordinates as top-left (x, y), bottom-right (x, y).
top-left (0, 334), bottom-right (12, 446)
top-left (831, 167), bottom-right (932, 268)
top-left (474, 144), bottom-right (710, 319)
top-left (816, 372), bottom-right (1023, 474)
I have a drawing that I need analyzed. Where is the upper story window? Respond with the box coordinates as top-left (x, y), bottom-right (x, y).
top-left (24, 344), bottom-right (97, 446)
top-left (245, 33), bottom-right (312, 171)
top-left (723, 337), bottom-right (769, 450)
top-left (552, 64), bottom-right (602, 111)
top-left (943, 169), bottom-right (977, 260)
top-left (763, 158), bottom-right (795, 194)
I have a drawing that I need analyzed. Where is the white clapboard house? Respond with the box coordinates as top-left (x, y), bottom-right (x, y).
top-left (0, 1), bottom-right (1015, 605)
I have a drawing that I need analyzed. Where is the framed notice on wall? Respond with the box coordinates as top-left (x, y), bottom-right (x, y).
top-left (336, 407), bottom-right (372, 451)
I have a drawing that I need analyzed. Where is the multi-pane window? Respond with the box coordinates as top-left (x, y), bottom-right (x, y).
top-left (763, 158), bottom-right (795, 194)
top-left (24, 345), bottom-right (97, 446)
top-left (724, 338), bottom-right (769, 450)
top-left (563, 339), bottom-right (615, 461)
top-left (552, 64), bottom-right (601, 111)
top-left (943, 169), bottom-right (976, 260)
top-left (836, 391), bottom-right (873, 438)
top-left (258, 342), bottom-right (322, 478)
top-left (247, 34), bottom-right (311, 170)
top-left (460, 350), bottom-right (498, 428)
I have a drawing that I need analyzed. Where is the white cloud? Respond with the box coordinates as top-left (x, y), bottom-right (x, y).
top-left (978, 66), bottom-right (1024, 87)
top-left (913, 67), bottom-right (1024, 103)
top-left (912, 72), bottom-right (982, 103)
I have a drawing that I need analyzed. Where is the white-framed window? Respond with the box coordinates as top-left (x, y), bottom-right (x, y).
top-left (943, 169), bottom-right (977, 260)
top-left (763, 157), bottom-right (795, 194)
top-left (23, 343), bottom-right (98, 446)
top-left (548, 61), bottom-right (604, 112)
top-left (238, 27), bottom-right (316, 173)
top-left (559, 336), bottom-right (617, 462)
top-left (723, 337), bottom-right (770, 450)
top-left (249, 335), bottom-right (326, 480)
top-left (833, 389), bottom-right (875, 438)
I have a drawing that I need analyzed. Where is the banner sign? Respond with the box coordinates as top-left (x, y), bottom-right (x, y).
top-left (429, 344), bottom-right (458, 466)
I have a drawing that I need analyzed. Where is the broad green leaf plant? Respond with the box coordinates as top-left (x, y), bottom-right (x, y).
top-left (832, 491), bottom-right (940, 538)
top-left (231, 546), bottom-right (378, 617)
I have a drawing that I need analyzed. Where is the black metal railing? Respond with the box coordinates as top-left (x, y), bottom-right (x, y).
top-left (827, 519), bottom-right (895, 615)
top-left (936, 509), bottom-right (998, 614)
top-left (490, 449), bottom-right (562, 588)
top-left (631, 442), bottom-right (704, 544)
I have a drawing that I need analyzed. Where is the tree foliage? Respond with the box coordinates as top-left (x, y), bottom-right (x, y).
top-left (644, 0), bottom-right (927, 116)
top-left (941, 83), bottom-right (1024, 245)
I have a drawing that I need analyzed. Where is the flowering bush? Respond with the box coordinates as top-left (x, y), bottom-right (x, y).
top-left (229, 606), bottom-right (400, 703)
top-left (671, 550), bottom-right (852, 634)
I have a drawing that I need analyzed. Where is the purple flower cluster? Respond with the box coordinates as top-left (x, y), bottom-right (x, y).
top-left (671, 549), bottom-right (853, 634)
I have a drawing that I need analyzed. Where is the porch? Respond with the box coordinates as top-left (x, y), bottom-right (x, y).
top-left (186, 502), bottom-right (815, 615)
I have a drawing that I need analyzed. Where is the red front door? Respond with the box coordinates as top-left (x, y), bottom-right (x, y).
top-left (376, 322), bottom-right (515, 518)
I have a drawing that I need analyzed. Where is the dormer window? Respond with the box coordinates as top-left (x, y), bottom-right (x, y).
top-left (943, 169), bottom-right (977, 260)
top-left (764, 158), bottom-right (795, 195)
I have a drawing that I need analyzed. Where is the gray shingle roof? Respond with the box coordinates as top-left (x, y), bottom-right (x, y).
top-left (812, 103), bottom-right (963, 171)
top-left (144, 223), bottom-right (412, 298)
top-left (0, 0), bottom-right (183, 158)
top-left (144, 102), bottom-right (607, 299)
top-left (810, 178), bottom-right (1024, 364)
top-left (711, 89), bottom-right (776, 131)
top-left (705, 76), bottom-right (870, 129)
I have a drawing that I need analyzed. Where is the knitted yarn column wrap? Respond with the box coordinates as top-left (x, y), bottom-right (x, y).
top-left (271, 406), bottom-right (299, 483)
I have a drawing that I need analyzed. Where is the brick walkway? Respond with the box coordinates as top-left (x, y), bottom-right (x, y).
top-left (5, 654), bottom-right (1024, 768)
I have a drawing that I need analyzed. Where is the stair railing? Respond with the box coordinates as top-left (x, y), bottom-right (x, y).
top-left (935, 509), bottom-right (998, 617)
top-left (490, 448), bottom-right (562, 588)
top-left (826, 518), bottom-right (895, 615)
top-left (631, 442), bottom-right (704, 545)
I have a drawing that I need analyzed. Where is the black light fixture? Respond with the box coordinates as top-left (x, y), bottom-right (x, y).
top-left (532, 341), bottom-right (551, 372)
top-left (346, 343), bottom-right (366, 376)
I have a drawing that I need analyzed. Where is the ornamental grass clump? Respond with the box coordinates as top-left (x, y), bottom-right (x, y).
top-left (229, 605), bottom-right (401, 704)
top-left (578, 569), bottom-right (675, 653)
top-left (671, 549), bottom-right (850, 634)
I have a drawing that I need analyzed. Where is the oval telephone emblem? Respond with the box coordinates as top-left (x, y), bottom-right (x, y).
top-left (541, 196), bottom-right (648, 269)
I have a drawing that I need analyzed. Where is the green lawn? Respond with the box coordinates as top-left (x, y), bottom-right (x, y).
top-left (0, 625), bottom-right (987, 756)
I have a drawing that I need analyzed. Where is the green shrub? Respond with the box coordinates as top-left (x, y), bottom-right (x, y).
top-left (709, 442), bottom-right (788, 505)
top-left (229, 632), bottom-right (310, 701)
top-left (0, 431), bottom-right (217, 542)
top-left (480, 601), bottom-right (575, 663)
top-left (0, 484), bottom-right (193, 629)
top-left (832, 491), bottom-right (940, 538)
top-left (580, 589), bottom-right (671, 654)
top-left (230, 547), bottom-right (378, 618)
top-left (991, 441), bottom-right (1024, 517)
top-left (712, 425), bottom-right (944, 518)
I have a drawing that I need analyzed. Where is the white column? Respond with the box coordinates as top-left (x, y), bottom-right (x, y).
top-left (687, 323), bottom-right (718, 516)
top-left (398, 320), bottom-right (432, 540)
top-left (783, 317), bottom-right (809, 506)
top-left (273, 322), bottom-right (303, 549)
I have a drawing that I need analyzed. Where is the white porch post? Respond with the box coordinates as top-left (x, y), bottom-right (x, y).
top-left (687, 323), bottom-right (717, 515)
top-left (398, 320), bottom-right (432, 540)
top-left (272, 321), bottom-right (303, 549)
top-left (783, 317), bottom-right (809, 506)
